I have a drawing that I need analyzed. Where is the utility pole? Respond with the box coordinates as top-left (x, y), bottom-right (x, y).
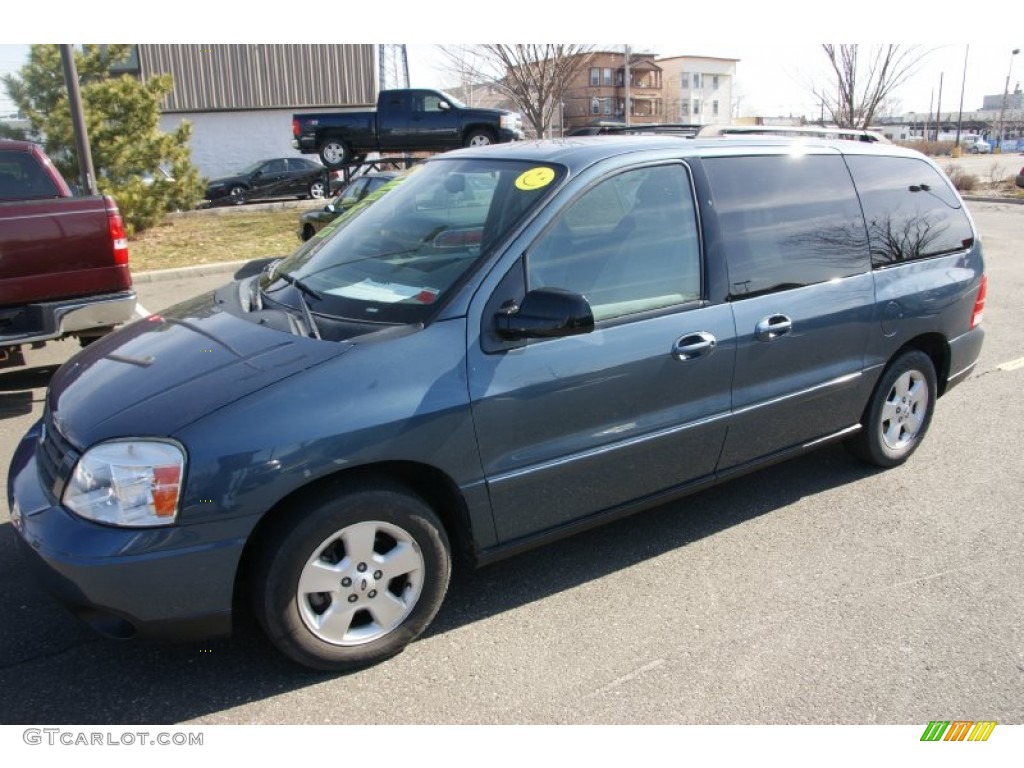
top-left (954, 45), bottom-right (969, 154)
top-left (623, 44), bottom-right (631, 127)
top-left (934, 72), bottom-right (943, 142)
top-left (59, 44), bottom-right (97, 195)
top-left (995, 48), bottom-right (1020, 154)
top-left (378, 44), bottom-right (410, 93)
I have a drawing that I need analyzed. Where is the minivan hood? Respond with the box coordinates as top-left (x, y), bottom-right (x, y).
top-left (47, 292), bottom-right (352, 448)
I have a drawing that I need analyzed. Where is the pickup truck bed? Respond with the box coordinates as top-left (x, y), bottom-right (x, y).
top-left (0, 140), bottom-right (136, 360)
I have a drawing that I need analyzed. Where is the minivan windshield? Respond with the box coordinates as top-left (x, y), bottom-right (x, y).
top-left (264, 157), bottom-right (565, 325)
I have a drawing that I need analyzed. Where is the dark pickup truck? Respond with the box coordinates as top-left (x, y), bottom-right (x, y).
top-left (292, 88), bottom-right (524, 168)
top-left (0, 139), bottom-right (136, 364)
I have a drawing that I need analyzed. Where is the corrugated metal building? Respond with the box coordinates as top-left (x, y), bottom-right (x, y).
top-left (130, 44), bottom-right (376, 178)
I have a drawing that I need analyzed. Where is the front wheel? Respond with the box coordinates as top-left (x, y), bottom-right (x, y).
top-left (252, 483), bottom-right (451, 671)
top-left (228, 185), bottom-right (247, 205)
top-left (845, 350), bottom-right (937, 467)
top-left (318, 138), bottom-right (352, 168)
top-left (464, 129), bottom-right (495, 148)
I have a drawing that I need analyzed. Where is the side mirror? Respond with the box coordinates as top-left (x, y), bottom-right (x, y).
top-left (494, 288), bottom-right (594, 340)
top-left (438, 100), bottom-right (451, 111)
top-left (324, 204), bottom-right (335, 213)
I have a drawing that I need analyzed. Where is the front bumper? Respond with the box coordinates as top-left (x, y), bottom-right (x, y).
top-left (499, 127), bottom-right (525, 143)
top-left (8, 424), bottom-right (241, 641)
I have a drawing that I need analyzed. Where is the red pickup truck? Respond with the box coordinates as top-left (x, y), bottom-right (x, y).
top-left (0, 139), bottom-right (136, 364)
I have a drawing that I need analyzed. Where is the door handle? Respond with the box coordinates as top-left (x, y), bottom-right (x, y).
top-left (672, 332), bottom-right (717, 361)
top-left (755, 314), bottom-right (792, 341)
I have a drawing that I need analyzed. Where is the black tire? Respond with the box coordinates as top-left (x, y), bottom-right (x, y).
top-left (252, 482), bottom-right (451, 671)
top-left (228, 185), bottom-right (247, 205)
top-left (301, 223), bottom-right (316, 242)
top-left (318, 137), bottom-right (352, 169)
top-left (845, 350), bottom-right (937, 467)
top-left (464, 129), bottom-right (496, 148)
top-left (308, 180), bottom-right (327, 199)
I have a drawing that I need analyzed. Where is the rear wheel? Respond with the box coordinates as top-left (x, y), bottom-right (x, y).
top-left (318, 138), bottom-right (353, 168)
top-left (252, 483), bottom-right (451, 671)
top-left (308, 179), bottom-right (327, 199)
top-left (846, 350), bottom-right (937, 467)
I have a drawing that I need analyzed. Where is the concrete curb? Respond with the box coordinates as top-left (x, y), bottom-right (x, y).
top-left (132, 257), bottom-right (281, 283)
top-left (963, 195), bottom-right (1024, 205)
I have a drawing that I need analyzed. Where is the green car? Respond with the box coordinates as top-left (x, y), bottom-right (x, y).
top-left (297, 171), bottom-right (400, 241)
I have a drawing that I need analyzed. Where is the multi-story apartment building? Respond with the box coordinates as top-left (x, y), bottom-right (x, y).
top-left (560, 51), bottom-right (665, 132)
top-left (555, 51), bottom-right (738, 133)
top-left (656, 55), bottom-right (738, 126)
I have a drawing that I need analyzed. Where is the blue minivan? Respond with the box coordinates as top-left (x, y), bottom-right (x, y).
top-left (8, 136), bottom-right (987, 670)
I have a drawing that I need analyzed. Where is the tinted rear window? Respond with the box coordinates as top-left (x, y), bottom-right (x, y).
top-left (703, 154), bottom-right (869, 299)
top-left (0, 149), bottom-right (59, 201)
top-left (844, 155), bottom-right (975, 266)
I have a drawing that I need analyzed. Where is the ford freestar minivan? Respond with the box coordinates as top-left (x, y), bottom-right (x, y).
top-left (8, 136), bottom-right (987, 671)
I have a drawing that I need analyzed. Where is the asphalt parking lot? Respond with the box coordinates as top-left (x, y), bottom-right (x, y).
top-left (0, 201), bottom-right (1021, 726)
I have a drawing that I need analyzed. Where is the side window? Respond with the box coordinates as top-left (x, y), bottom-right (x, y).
top-left (703, 154), bottom-right (869, 300)
top-left (264, 160), bottom-right (287, 174)
top-left (844, 155), bottom-right (975, 267)
top-left (342, 178), bottom-right (368, 202)
top-left (423, 94), bottom-right (445, 112)
top-left (527, 164), bottom-right (701, 322)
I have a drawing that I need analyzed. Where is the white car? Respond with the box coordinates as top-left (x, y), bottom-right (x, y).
top-left (969, 139), bottom-right (991, 154)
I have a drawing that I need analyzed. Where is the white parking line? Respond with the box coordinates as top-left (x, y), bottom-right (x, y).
top-left (998, 357), bottom-right (1024, 372)
top-left (133, 303), bottom-right (151, 319)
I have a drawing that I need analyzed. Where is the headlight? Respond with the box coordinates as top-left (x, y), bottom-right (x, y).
top-left (208, 182), bottom-right (226, 189)
top-left (500, 113), bottom-right (521, 130)
top-left (63, 440), bottom-right (186, 527)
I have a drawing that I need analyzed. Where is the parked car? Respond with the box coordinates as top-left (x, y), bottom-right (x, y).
top-left (298, 172), bottom-right (399, 241)
top-left (1016, 165), bottom-right (1024, 188)
top-left (0, 139), bottom-right (136, 365)
top-left (203, 157), bottom-right (328, 206)
top-left (292, 88), bottom-right (524, 168)
top-left (969, 139), bottom-right (991, 154)
top-left (9, 136), bottom-right (986, 672)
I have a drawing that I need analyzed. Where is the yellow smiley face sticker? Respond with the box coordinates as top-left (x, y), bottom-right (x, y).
top-left (515, 167), bottom-right (556, 191)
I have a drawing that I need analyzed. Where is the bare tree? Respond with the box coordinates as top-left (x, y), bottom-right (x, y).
top-left (812, 45), bottom-right (930, 128)
top-left (438, 44), bottom-right (595, 138)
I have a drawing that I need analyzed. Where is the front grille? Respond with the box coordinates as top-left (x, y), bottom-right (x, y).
top-left (36, 406), bottom-right (80, 502)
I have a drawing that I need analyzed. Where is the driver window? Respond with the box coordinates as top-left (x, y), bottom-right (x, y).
top-left (423, 94), bottom-right (445, 112)
top-left (527, 165), bottom-right (701, 321)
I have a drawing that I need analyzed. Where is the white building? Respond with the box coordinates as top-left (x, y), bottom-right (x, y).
top-left (656, 55), bottom-right (738, 125)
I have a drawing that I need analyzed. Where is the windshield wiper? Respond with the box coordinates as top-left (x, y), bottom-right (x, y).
top-left (275, 271), bottom-right (323, 339)
top-left (276, 270), bottom-right (325, 301)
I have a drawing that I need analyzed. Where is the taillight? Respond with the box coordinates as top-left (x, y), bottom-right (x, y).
top-left (971, 274), bottom-right (987, 328)
top-left (106, 205), bottom-right (129, 265)
top-left (293, 118), bottom-right (301, 138)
